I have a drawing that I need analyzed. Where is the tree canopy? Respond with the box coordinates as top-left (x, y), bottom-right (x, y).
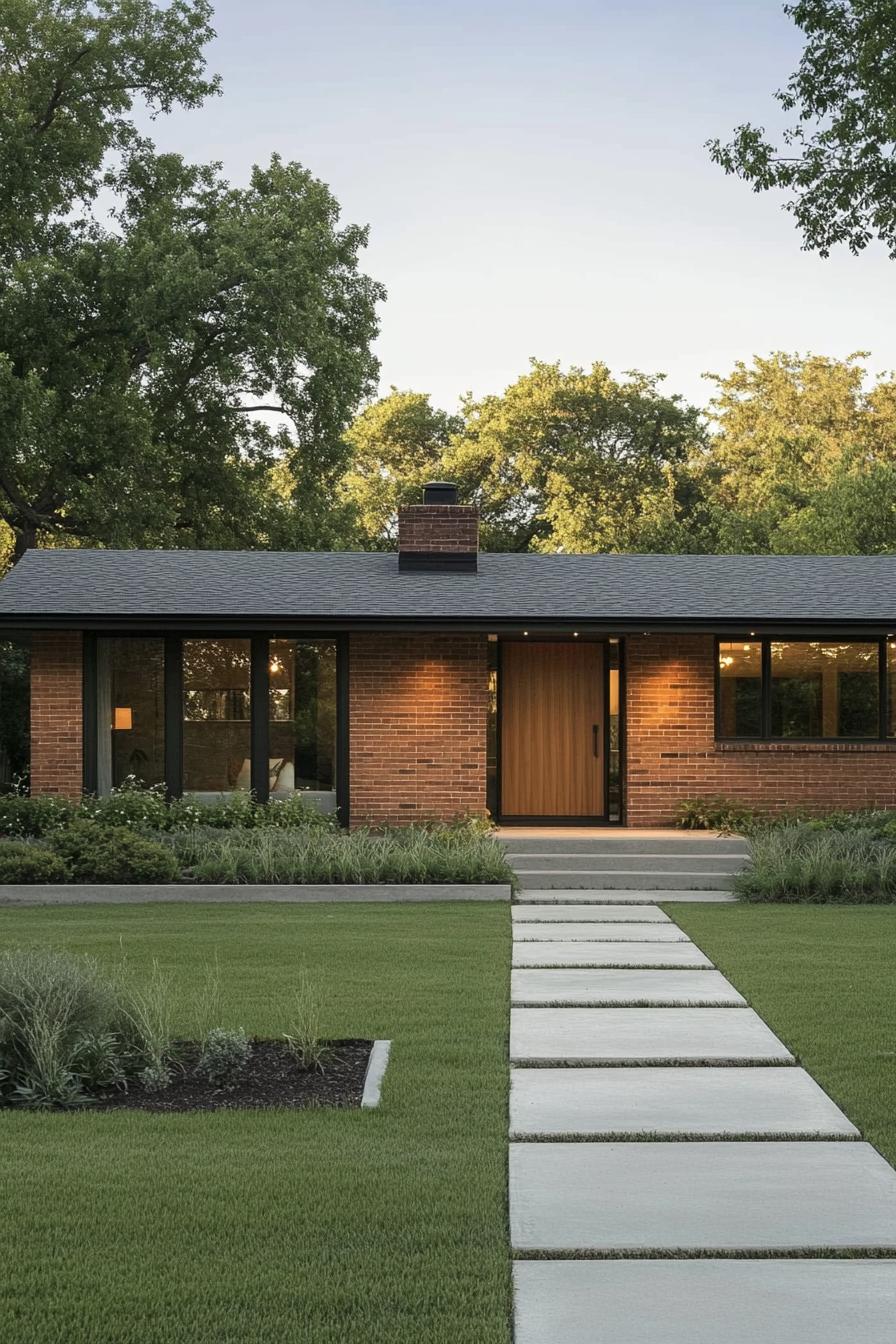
top-left (341, 353), bottom-right (896, 557)
top-left (708, 1), bottom-right (896, 256)
top-left (0, 0), bottom-right (384, 561)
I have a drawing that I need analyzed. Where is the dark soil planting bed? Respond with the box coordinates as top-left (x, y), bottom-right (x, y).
top-left (93, 1038), bottom-right (374, 1114)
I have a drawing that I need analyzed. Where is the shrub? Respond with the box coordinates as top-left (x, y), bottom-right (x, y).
top-left (0, 947), bottom-right (122, 1108)
top-left (737, 824), bottom-right (896, 903)
top-left (676, 797), bottom-right (764, 834)
top-left (173, 823), bottom-right (515, 886)
top-left (0, 841), bottom-right (71, 884)
top-left (83, 778), bottom-right (169, 831)
top-left (196, 1027), bottom-right (251, 1083)
top-left (50, 821), bottom-right (180, 884)
top-left (0, 793), bottom-right (79, 839)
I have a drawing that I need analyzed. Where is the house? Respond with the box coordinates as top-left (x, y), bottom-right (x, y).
top-left (1, 483), bottom-right (896, 827)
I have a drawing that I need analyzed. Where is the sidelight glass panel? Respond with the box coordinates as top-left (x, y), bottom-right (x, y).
top-left (770, 641), bottom-right (879, 739)
top-left (268, 640), bottom-right (337, 808)
top-left (96, 638), bottom-right (165, 795)
top-left (183, 638), bottom-right (251, 795)
top-left (718, 641), bottom-right (762, 738)
top-left (608, 640), bottom-right (621, 822)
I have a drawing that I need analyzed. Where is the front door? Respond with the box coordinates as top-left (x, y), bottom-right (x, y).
top-left (500, 641), bottom-right (605, 820)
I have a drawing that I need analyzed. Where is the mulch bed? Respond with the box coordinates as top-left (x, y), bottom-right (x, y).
top-left (93, 1038), bottom-right (374, 1114)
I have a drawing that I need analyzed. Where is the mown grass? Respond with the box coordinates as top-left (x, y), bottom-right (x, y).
top-left (672, 904), bottom-right (896, 1166)
top-left (0, 902), bottom-right (512, 1344)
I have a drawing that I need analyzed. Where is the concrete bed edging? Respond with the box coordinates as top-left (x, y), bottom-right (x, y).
top-left (0, 882), bottom-right (512, 906)
top-left (361, 1040), bottom-right (392, 1109)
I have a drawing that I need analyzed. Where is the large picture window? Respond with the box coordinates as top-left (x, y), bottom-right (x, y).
top-left (91, 633), bottom-right (345, 815)
top-left (718, 638), bottom-right (886, 741)
top-left (96, 637), bottom-right (166, 793)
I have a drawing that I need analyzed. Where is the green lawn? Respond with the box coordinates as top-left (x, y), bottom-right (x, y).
top-left (672, 904), bottom-right (896, 1165)
top-left (0, 902), bottom-right (512, 1344)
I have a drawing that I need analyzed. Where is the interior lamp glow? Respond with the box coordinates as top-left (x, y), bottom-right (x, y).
top-left (113, 707), bottom-right (133, 731)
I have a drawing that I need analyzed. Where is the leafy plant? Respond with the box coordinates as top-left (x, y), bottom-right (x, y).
top-left (138, 1061), bottom-right (173, 1093)
top-left (0, 793), bottom-right (78, 839)
top-left (283, 969), bottom-right (330, 1073)
top-left (83, 778), bottom-right (169, 831)
top-left (675, 797), bottom-right (763, 834)
top-left (50, 821), bottom-right (179, 884)
top-left (0, 841), bottom-right (71, 883)
top-left (196, 1028), bottom-right (251, 1084)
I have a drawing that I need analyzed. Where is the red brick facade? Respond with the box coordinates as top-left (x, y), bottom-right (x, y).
top-left (626, 634), bottom-right (896, 825)
top-left (397, 504), bottom-right (479, 555)
top-left (30, 632), bottom-right (83, 797)
top-left (348, 632), bottom-right (488, 826)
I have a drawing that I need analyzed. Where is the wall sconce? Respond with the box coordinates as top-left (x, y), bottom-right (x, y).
top-left (113, 707), bottom-right (133, 731)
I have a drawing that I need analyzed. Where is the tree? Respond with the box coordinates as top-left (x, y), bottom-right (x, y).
top-left (340, 390), bottom-right (462, 545)
top-left (451, 360), bottom-right (704, 553)
top-left (708, 1), bottom-right (896, 256)
top-left (0, 1), bottom-right (384, 562)
top-left (700, 351), bottom-right (896, 552)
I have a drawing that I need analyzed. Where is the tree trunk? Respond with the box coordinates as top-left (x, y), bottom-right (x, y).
top-left (12, 523), bottom-right (37, 564)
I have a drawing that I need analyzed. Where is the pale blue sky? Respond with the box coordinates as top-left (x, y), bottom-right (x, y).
top-left (149, 0), bottom-right (893, 410)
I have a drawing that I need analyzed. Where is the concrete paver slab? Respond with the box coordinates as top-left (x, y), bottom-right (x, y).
top-left (512, 942), bottom-right (712, 968)
top-left (513, 901), bottom-right (672, 920)
top-left (511, 919), bottom-right (689, 940)
top-left (512, 1259), bottom-right (896, 1344)
top-left (509, 1066), bottom-right (859, 1137)
top-left (510, 1007), bottom-right (793, 1064)
top-left (511, 968), bottom-right (745, 1005)
top-left (509, 1141), bottom-right (896, 1252)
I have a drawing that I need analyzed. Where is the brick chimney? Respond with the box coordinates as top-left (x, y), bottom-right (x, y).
top-left (398, 482), bottom-right (479, 572)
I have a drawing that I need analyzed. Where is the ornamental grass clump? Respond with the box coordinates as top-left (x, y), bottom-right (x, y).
top-left (174, 823), bottom-right (514, 886)
top-left (0, 947), bottom-right (125, 1108)
top-left (737, 824), bottom-right (896, 903)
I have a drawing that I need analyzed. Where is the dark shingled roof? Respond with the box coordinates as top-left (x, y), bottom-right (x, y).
top-left (0, 548), bottom-right (895, 627)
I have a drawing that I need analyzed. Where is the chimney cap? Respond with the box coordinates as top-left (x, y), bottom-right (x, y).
top-left (422, 480), bottom-right (459, 505)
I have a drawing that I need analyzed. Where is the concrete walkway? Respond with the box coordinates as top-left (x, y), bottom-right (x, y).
top-left (508, 902), bottom-right (896, 1342)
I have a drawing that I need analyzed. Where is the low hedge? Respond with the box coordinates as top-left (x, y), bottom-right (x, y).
top-left (49, 822), bottom-right (180, 884)
top-left (0, 842), bottom-right (71, 884)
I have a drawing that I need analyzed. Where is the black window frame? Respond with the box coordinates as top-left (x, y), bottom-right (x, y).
top-left (714, 635), bottom-right (890, 743)
top-left (83, 631), bottom-right (349, 822)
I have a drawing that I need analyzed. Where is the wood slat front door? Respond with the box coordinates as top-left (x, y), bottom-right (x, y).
top-left (500, 641), bottom-right (605, 818)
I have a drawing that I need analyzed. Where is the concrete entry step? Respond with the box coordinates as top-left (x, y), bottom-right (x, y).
top-left (512, 854), bottom-right (745, 872)
top-left (509, 1066), bottom-right (859, 1139)
top-left (512, 1260), bottom-right (896, 1344)
top-left (511, 919), bottom-right (689, 939)
top-left (515, 870), bottom-right (737, 890)
top-left (510, 1008), bottom-right (794, 1065)
top-left (514, 890), bottom-right (737, 904)
top-left (509, 1141), bottom-right (896, 1253)
top-left (511, 968), bottom-right (745, 1006)
top-left (498, 831), bottom-right (749, 855)
top-left (513, 902), bottom-right (672, 921)
top-left (512, 942), bottom-right (713, 969)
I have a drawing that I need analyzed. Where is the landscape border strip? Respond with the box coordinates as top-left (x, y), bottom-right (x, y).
top-left (0, 883), bottom-right (513, 905)
top-left (361, 1040), bottom-right (392, 1109)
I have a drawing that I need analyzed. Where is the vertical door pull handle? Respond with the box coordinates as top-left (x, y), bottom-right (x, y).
top-left (592, 724), bottom-right (600, 757)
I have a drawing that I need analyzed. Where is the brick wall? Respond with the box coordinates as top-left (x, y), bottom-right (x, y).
top-left (626, 634), bottom-right (896, 825)
top-left (349, 633), bottom-right (488, 826)
top-left (397, 504), bottom-right (479, 555)
top-left (30, 632), bottom-right (83, 797)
